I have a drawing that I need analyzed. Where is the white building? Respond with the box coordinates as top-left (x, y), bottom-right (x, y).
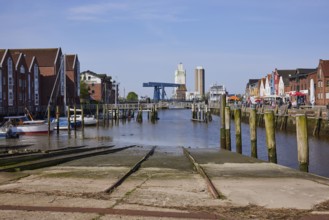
top-left (209, 84), bottom-right (226, 103)
top-left (174, 63), bottom-right (187, 99)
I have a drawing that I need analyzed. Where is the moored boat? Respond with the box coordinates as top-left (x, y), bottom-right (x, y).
top-left (70, 114), bottom-right (97, 126)
top-left (4, 116), bottom-right (55, 135)
top-left (53, 117), bottom-right (82, 130)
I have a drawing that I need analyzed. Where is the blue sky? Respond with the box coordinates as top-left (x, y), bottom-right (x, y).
top-left (1, 0), bottom-right (329, 98)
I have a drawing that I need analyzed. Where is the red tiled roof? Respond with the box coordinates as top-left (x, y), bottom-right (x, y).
top-left (9, 48), bottom-right (61, 67)
top-left (66, 54), bottom-right (76, 71)
top-left (11, 53), bottom-right (22, 69)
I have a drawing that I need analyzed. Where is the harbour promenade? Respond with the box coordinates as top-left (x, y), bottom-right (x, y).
top-left (0, 144), bottom-right (329, 219)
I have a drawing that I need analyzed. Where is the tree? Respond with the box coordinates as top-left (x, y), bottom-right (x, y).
top-left (80, 81), bottom-right (90, 103)
top-left (126, 91), bottom-right (138, 102)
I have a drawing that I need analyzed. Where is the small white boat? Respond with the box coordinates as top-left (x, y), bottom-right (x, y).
top-left (4, 116), bottom-right (55, 135)
top-left (70, 114), bottom-right (97, 126)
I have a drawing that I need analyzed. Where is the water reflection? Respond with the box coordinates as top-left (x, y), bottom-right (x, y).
top-left (1, 109), bottom-right (329, 178)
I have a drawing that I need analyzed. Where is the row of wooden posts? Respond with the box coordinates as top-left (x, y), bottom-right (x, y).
top-left (220, 94), bottom-right (309, 172)
top-left (191, 103), bottom-right (212, 123)
top-left (136, 104), bottom-right (158, 123)
top-left (45, 104), bottom-right (134, 134)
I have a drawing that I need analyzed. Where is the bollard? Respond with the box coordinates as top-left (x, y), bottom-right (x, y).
top-left (249, 108), bottom-right (257, 158)
top-left (225, 106), bottom-right (231, 151)
top-left (220, 94), bottom-right (226, 149)
top-left (296, 114), bottom-right (309, 172)
top-left (264, 111), bottom-right (277, 163)
top-left (234, 108), bottom-right (242, 154)
top-left (56, 105), bottom-right (59, 134)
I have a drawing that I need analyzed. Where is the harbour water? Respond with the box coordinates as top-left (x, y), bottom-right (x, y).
top-left (3, 109), bottom-right (329, 178)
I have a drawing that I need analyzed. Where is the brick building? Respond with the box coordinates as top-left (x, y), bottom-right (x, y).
top-left (315, 60), bottom-right (329, 105)
top-left (0, 47), bottom-right (80, 116)
top-left (80, 70), bottom-right (114, 104)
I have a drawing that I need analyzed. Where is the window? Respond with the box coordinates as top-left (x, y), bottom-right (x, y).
top-left (20, 65), bottom-right (25, 74)
top-left (326, 93), bottom-right (329, 99)
top-left (19, 79), bottom-right (22, 87)
top-left (327, 80), bottom-right (329, 87)
top-left (92, 90), bottom-right (95, 94)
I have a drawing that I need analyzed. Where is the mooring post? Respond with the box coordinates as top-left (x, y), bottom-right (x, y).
top-left (225, 106), bottom-right (231, 151)
top-left (81, 104), bottom-right (84, 130)
top-left (296, 114), bottom-right (309, 172)
top-left (74, 105), bottom-right (77, 130)
top-left (47, 106), bottom-right (51, 135)
top-left (313, 108), bottom-right (322, 136)
top-left (234, 108), bottom-right (242, 154)
top-left (220, 94), bottom-right (226, 149)
top-left (264, 111), bottom-right (277, 163)
top-left (102, 104), bottom-right (106, 125)
top-left (96, 104), bottom-right (99, 127)
top-left (249, 108), bottom-right (257, 158)
top-left (137, 105), bottom-right (143, 123)
top-left (56, 105), bottom-right (59, 134)
top-left (116, 106), bottom-right (119, 120)
top-left (67, 105), bottom-right (71, 132)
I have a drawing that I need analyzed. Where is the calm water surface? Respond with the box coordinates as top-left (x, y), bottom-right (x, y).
top-left (3, 109), bottom-right (329, 178)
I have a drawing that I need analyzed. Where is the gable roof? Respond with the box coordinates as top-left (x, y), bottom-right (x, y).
top-left (9, 48), bottom-right (61, 67)
top-left (0, 49), bottom-right (8, 67)
top-left (66, 54), bottom-right (76, 71)
top-left (276, 70), bottom-right (295, 86)
top-left (319, 60), bottom-right (329, 77)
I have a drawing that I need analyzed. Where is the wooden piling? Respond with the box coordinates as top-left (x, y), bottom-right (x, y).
top-left (56, 105), bottom-right (59, 134)
top-left (103, 104), bottom-right (106, 125)
top-left (96, 104), bottom-right (99, 127)
top-left (264, 111), bottom-right (277, 163)
top-left (234, 108), bottom-right (242, 154)
top-left (47, 106), bottom-right (51, 135)
top-left (225, 106), bottom-right (231, 151)
top-left (137, 106), bottom-right (143, 123)
top-left (296, 114), bottom-right (309, 172)
top-left (249, 108), bottom-right (257, 158)
top-left (67, 106), bottom-right (71, 132)
top-left (74, 105), bottom-right (77, 130)
top-left (280, 105), bottom-right (288, 131)
top-left (313, 108), bottom-right (322, 136)
top-left (220, 94), bottom-right (226, 149)
top-left (258, 105), bottom-right (264, 126)
top-left (81, 105), bottom-right (84, 130)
